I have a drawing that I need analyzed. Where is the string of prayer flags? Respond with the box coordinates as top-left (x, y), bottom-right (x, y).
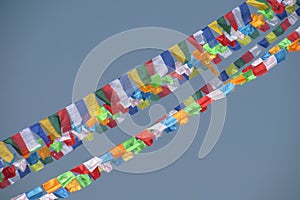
top-left (14, 32), bottom-right (299, 197)
top-left (2, 0), bottom-right (300, 191)
top-left (258, 10), bottom-right (299, 48)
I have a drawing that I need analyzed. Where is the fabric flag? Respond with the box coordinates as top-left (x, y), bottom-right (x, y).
top-left (233, 6), bottom-right (245, 28)
top-left (128, 69), bottom-right (145, 88)
top-left (197, 96), bottom-right (213, 112)
top-left (37, 146), bottom-right (51, 160)
top-left (29, 123), bottom-right (51, 145)
top-left (225, 63), bottom-right (239, 76)
top-left (76, 174), bottom-right (92, 188)
top-left (268, 0), bottom-right (286, 14)
top-left (65, 179), bottom-right (82, 193)
top-left (230, 74), bottom-right (247, 85)
top-left (83, 94), bottom-right (100, 127)
top-left (71, 164), bottom-right (90, 175)
top-left (50, 141), bottom-right (63, 153)
top-left (265, 31), bottom-right (278, 44)
top-left (29, 160), bottom-right (44, 172)
top-left (152, 55), bottom-right (168, 77)
top-left (2, 165), bottom-right (16, 179)
top-left (99, 162), bottom-right (113, 173)
top-left (208, 21), bottom-right (223, 35)
top-left (240, 2), bottom-right (252, 25)
top-left (83, 157), bottom-right (101, 172)
top-left (169, 41), bottom-right (190, 63)
top-left (118, 74), bottom-right (135, 97)
top-left (42, 178), bottom-right (62, 194)
top-left (144, 59), bottom-right (155, 76)
top-left (135, 130), bottom-right (155, 146)
top-left (11, 133), bottom-right (30, 158)
top-left (13, 159), bottom-right (28, 173)
top-left (122, 137), bottom-right (144, 153)
top-left (39, 118), bottom-right (61, 140)
top-left (109, 79), bottom-right (130, 108)
top-left (0, 141), bottom-right (14, 163)
top-left (246, 0), bottom-right (269, 10)
top-left (136, 65), bottom-right (151, 85)
top-left (20, 128), bottom-right (41, 152)
top-left (251, 13), bottom-right (266, 29)
top-left (225, 11), bottom-right (239, 31)
top-left (17, 165), bottom-right (31, 178)
top-left (202, 27), bottom-right (219, 48)
top-left (288, 12), bottom-right (299, 25)
top-left (48, 113), bottom-right (62, 136)
top-left (57, 108), bottom-right (72, 133)
top-left (25, 186), bottom-right (46, 200)
top-left (263, 55), bottom-right (278, 70)
top-left (148, 123), bottom-right (167, 139)
top-left (75, 99), bottom-right (91, 124)
top-left (53, 188), bottom-right (70, 199)
top-left (172, 110), bottom-right (190, 125)
top-left (192, 30), bottom-right (206, 45)
top-left (57, 171), bottom-right (75, 187)
top-left (217, 16), bottom-right (232, 34)
top-left (102, 84), bottom-right (121, 105)
top-left (288, 39), bottom-right (300, 51)
top-left (26, 152), bottom-right (39, 165)
top-left (187, 35), bottom-right (204, 53)
top-left (109, 144), bottom-right (127, 159)
top-left (207, 89), bottom-right (226, 100)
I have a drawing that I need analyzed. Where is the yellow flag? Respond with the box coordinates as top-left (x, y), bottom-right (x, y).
top-left (137, 100), bottom-right (150, 110)
top-left (122, 151), bottom-right (134, 161)
top-left (225, 63), bottom-right (239, 76)
top-left (250, 14), bottom-right (265, 28)
top-left (169, 44), bottom-right (186, 63)
top-left (183, 96), bottom-right (195, 106)
top-left (30, 160), bottom-right (44, 172)
top-left (83, 132), bottom-right (94, 141)
top-left (269, 45), bottom-right (281, 54)
top-left (39, 118), bottom-right (61, 140)
top-left (65, 179), bottom-right (82, 193)
top-left (238, 35), bottom-right (252, 46)
top-left (128, 69), bottom-right (145, 88)
top-left (265, 32), bottom-right (277, 44)
top-left (246, 0), bottom-right (269, 10)
top-left (0, 141), bottom-right (14, 163)
top-left (208, 21), bottom-right (223, 35)
top-left (84, 93), bottom-right (100, 117)
top-left (172, 110), bottom-right (189, 122)
top-left (189, 68), bottom-right (200, 79)
top-left (178, 117), bottom-right (190, 125)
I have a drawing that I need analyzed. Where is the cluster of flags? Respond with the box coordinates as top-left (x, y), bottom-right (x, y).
top-left (0, 0), bottom-right (299, 199)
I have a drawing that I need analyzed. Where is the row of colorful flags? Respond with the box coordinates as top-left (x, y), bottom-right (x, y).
top-left (0, 0), bottom-right (299, 199)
